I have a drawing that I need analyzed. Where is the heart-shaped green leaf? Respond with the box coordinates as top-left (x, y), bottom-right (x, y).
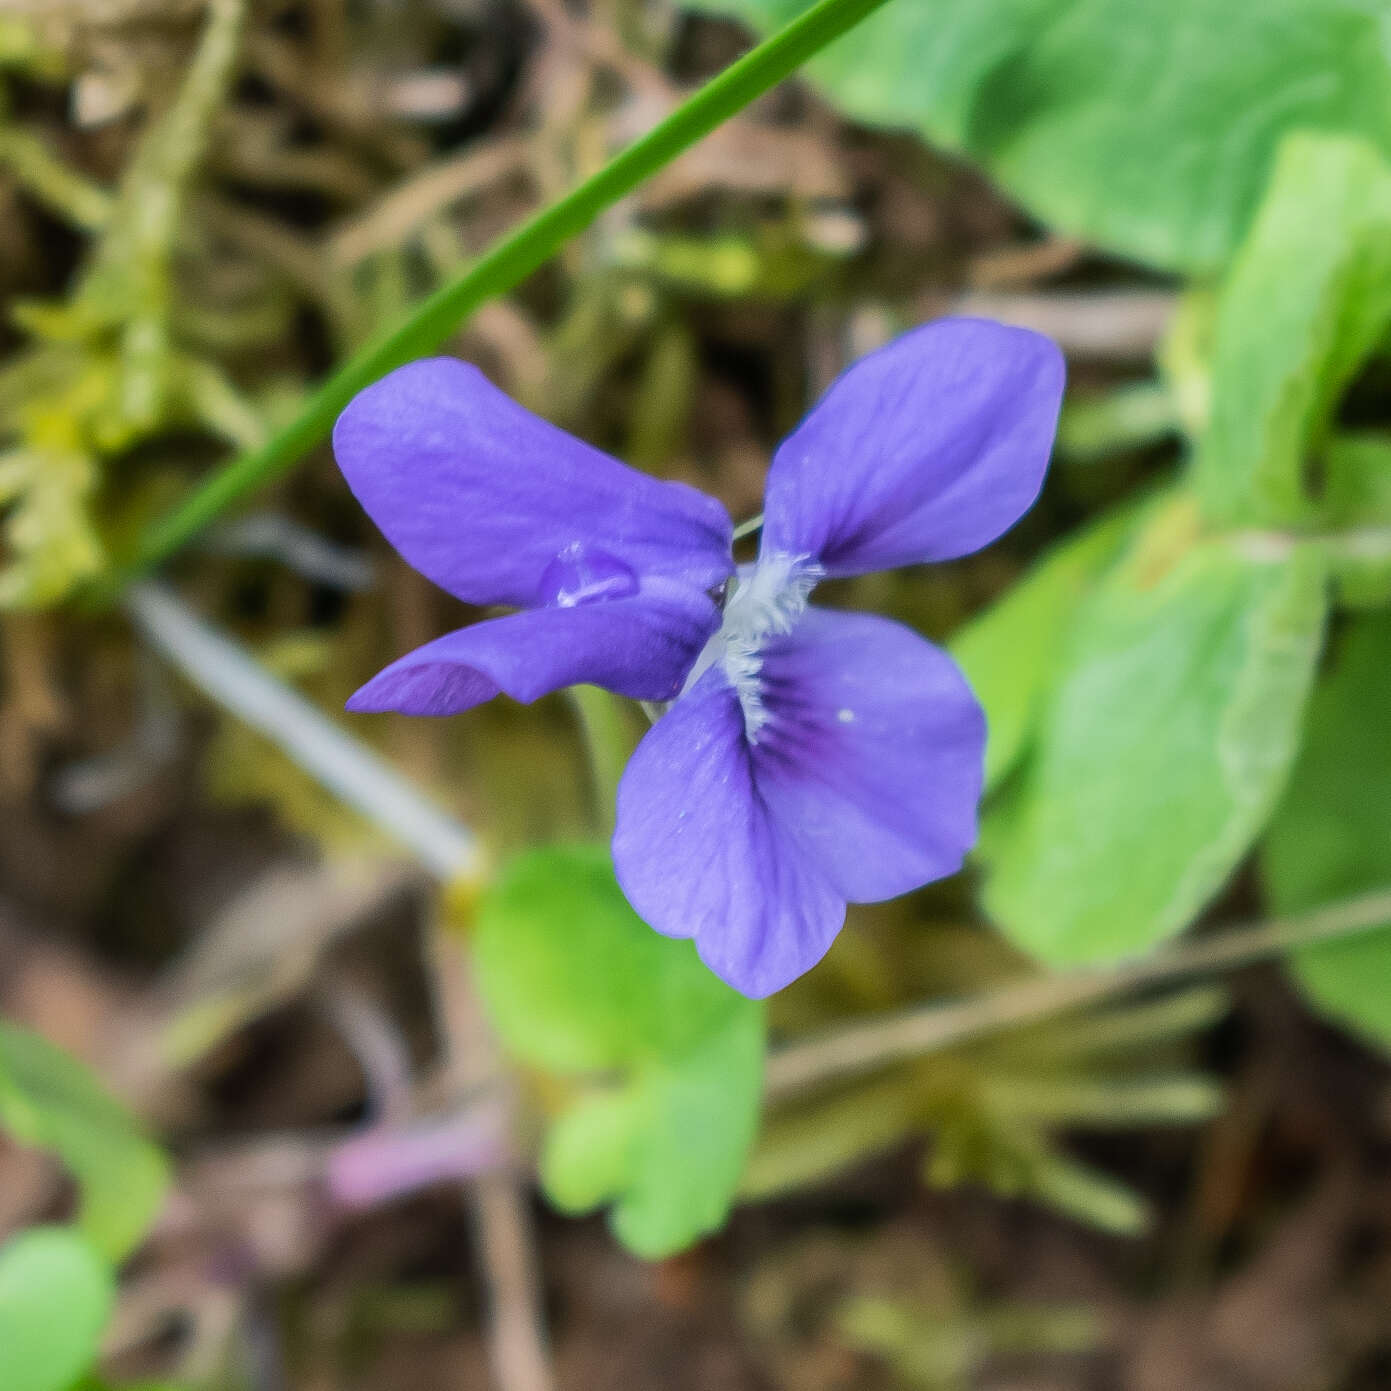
top-left (983, 506), bottom-right (1327, 964)
top-left (474, 845), bottom-right (764, 1257)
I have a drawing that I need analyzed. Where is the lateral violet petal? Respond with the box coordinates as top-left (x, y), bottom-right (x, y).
top-left (612, 667), bottom-right (844, 998)
top-left (751, 606), bottom-right (985, 903)
top-left (761, 318), bottom-right (1064, 576)
top-left (347, 585), bottom-right (721, 716)
top-left (334, 357), bottom-right (733, 607)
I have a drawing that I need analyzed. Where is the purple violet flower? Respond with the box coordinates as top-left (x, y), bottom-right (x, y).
top-left (334, 317), bottom-right (1064, 997)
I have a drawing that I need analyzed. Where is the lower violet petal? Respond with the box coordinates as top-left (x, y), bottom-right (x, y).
top-left (347, 586), bottom-right (721, 716)
top-left (751, 606), bottom-right (986, 903)
top-left (612, 667), bottom-right (844, 998)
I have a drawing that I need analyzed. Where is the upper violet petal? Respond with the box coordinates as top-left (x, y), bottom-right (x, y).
top-left (334, 358), bottom-right (734, 607)
top-left (761, 318), bottom-right (1064, 576)
top-left (347, 584), bottom-right (721, 716)
top-left (612, 667), bottom-right (844, 998)
top-left (751, 606), bottom-right (985, 903)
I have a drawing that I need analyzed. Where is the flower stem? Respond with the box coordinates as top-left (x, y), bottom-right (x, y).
top-left (764, 888), bottom-right (1391, 1098)
top-left (732, 512), bottom-right (765, 542)
top-left (108, 0), bottom-right (901, 595)
top-left (567, 684), bottom-right (635, 833)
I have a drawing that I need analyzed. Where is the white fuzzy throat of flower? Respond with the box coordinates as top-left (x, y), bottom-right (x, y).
top-left (688, 552), bottom-right (822, 742)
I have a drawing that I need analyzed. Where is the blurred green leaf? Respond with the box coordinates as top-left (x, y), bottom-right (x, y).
top-left (930, 1128), bottom-right (1148, 1237)
top-left (689, 0), bottom-right (1391, 271)
top-left (75, 1381), bottom-right (187, 1391)
top-left (0, 1227), bottom-right (114, 1391)
top-left (982, 503), bottom-right (1327, 964)
top-left (474, 845), bottom-right (746, 1069)
top-left (0, 1024), bottom-right (169, 1262)
top-left (747, 986), bottom-right (1221, 1234)
top-left (839, 1290), bottom-right (1100, 1391)
top-left (952, 500), bottom-right (1144, 794)
top-left (75, 1380), bottom-right (187, 1391)
top-left (1263, 614), bottom-right (1391, 1050)
top-left (474, 845), bottom-right (764, 1257)
top-left (0, 120), bottom-right (111, 231)
top-left (1156, 287), bottom-right (1218, 440)
top-left (609, 226), bottom-right (843, 300)
top-left (0, 440), bottom-right (103, 607)
top-left (1310, 434), bottom-right (1391, 609)
top-left (1195, 134), bottom-right (1391, 527)
top-left (1056, 381), bottom-right (1181, 463)
top-left (543, 1011), bottom-right (764, 1258)
top-left (541, 1089), bottom-right (645, 1214)
top-left (742, 1074), bottom-right (920, 1200)
top-left (1318, 434), bottom-right (1391, 528)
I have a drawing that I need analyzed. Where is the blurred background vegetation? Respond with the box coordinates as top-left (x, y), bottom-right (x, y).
top-left (1, 1), bottom-right (1390, 1388)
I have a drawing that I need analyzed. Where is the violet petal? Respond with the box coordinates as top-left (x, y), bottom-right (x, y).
top-left (752, 606), bottom-right (985, 903)
top-left (761, 318), bottom-right (1064, 575)
top-left (612, 666), bottom-right (844, 998)
top-left (334, 357), bottom-right (733, 607)
top-left (347, 585), bottom-right (722, 715)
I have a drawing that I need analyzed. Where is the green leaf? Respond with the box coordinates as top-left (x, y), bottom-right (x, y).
top-left (543, 1012), bottom-right (765, 1259)
top-left (474, 845), bottom-right (764, 1257)
top-left (741, 1074), bottom-right (921, 1200)
top-left (982, 505), bottom-right (1327, 964)
top-left (540, 1090), bottom-right (645, 1214)
top-left (474, 846), bottom-right (743, 1070)
top-left (748, 987), bottom-right (1222, 1235)
top-left (1056, 381), bottom-right (1181, 464)
top-left (1194, 134), bottom-right (1391, 527)
top-left (952, 498), bottom-right (1145, 794)
top-left (0, 1024), bottom-right (169, 1262)
top-left (1312, 434), bottom-right (1391, 610)
top-left (949, 1136), bottom-right (1149, 1238)
top-left (690, 0), bottom-right (1391, 272)
top-left (1263, 614), bottom-right (1391, 1050)
top-left (1318, 434), bottom-right (1391, 529)
top-left (75, 1381), bottom-right (186, 1391)
top-left (0, 1227), bottom-right (114, 1391)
